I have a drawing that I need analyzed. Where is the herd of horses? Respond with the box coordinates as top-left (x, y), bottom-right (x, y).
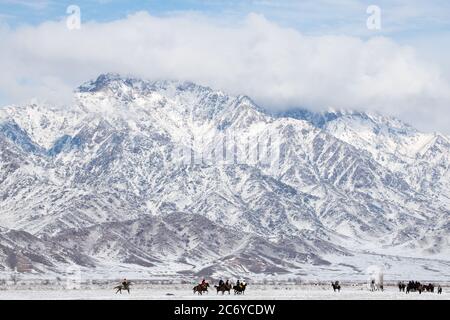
top-left (193, 281), bottom-right (248, 295)
top-left (398, 281), bottom-right (443, 294)
top-left (330, 280), bottom-right (444, 294)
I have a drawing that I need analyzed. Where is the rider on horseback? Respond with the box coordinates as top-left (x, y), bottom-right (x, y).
top-left (115, 278), bottom-right (131, 294)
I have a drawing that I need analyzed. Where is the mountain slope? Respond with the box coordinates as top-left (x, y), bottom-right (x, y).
top-left (0, 74), bottom-right (449, 279)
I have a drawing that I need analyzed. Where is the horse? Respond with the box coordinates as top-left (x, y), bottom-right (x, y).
top-left (425, 283), bottom-right (434, 293)
top-left (418, 284), bottom-right (424, 294)
top-left (114, 282), bottom-right (131, 294)
top-left (406, 281), bottom-right (415, 294)
top-left (406, 281), bottom-right (429, 294)
top-left (215, 283), bottom-right (232, 295)
top-left (398, 281), bottom-right (406, 292)
top-left (233, 283), bottom-right (247, 295)
top-left (193, 282), bottom-right (209, 295)
top-left (331, 281), bottom-right (341, 292)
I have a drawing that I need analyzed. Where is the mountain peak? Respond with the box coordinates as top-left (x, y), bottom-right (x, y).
top-left (77, 73), bottom-right (216, 97)
top-left (77, 73), bottom-right (124, 92)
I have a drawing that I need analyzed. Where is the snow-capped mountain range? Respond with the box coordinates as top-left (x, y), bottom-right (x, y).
top-left (1, 73), bottom-right (449, 280)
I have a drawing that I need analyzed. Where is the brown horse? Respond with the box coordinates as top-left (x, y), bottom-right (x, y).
top-left (114, 282), bottom-right (131, 294)
top-left (193, 282), bottom-right (209, 295)
top-left (424, 283), bottom-right (434, 292)
top-left (233, 283), bottom-right (247, 295)
top-left (215, 283), bottom-right (232, 295)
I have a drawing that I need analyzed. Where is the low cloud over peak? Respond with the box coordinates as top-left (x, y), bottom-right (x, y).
top-left (0, 11), bottom-right (449, 133)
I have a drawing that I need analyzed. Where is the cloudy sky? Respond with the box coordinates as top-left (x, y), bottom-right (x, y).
top-left (1, 0), bottom-right (450, 132)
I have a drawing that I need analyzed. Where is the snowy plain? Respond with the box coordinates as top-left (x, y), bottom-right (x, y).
top-left (1, 285), bottom-right (449, 300)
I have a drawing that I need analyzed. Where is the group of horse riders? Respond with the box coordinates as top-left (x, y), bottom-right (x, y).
top-left (194, 278), bottom-right (247, 295)
top-left (200, 278), bottom-right (246, 288)
top-left (115, 277), bottom-right (247, 295)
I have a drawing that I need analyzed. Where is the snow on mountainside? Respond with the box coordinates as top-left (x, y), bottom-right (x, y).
top-left (278, 108), bottom-right (450, 258)
top-left (0, 73), bottom-right (449, 280)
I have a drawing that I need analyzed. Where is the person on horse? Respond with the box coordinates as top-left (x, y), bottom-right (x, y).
top-left (236, 280), bottom-right (240, 288)
top-left (219, 278), bottom-right (224, 287)
top-left (201, 278), bottom-right (206, 287)
top-left (122, 278), bottom-right (129, 287)
top-left (225, 280), bottom-right (230, 287)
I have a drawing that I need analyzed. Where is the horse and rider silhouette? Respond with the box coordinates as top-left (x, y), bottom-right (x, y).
top-left (214, 279), bottom-right (232, 295)
top-left (331, 281), bottom-right (341, 292)
top-left (232, 280), bottom-right (247, 295)
top-left (193, 279), bottom-right (210, 295)
top-left (114, 278), bottom-right (131, 294)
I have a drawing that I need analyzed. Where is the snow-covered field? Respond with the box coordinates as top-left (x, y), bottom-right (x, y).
top-left (1, 285), bottom-right (448, 300)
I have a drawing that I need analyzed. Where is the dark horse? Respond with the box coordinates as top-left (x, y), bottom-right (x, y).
top-left (233, 283), bottom-right (247, 295)
top-left (215, 283), bottom-right (232, 295)
top-left (406, 281), bottom-right (425, 294)
top-left (193, 282), bottom-right (210, 295)
top-left (114, 282), bottom-right (131, 294)
top-left (331, 281), bottom-right (341, 292)
top-left (424, 283), bottom-right (434, 293)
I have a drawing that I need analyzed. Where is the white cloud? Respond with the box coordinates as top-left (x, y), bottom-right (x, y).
top-left (0, 0), bottom-right (51, 10)
top-left (0, 11), bottom-right (449, 133)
